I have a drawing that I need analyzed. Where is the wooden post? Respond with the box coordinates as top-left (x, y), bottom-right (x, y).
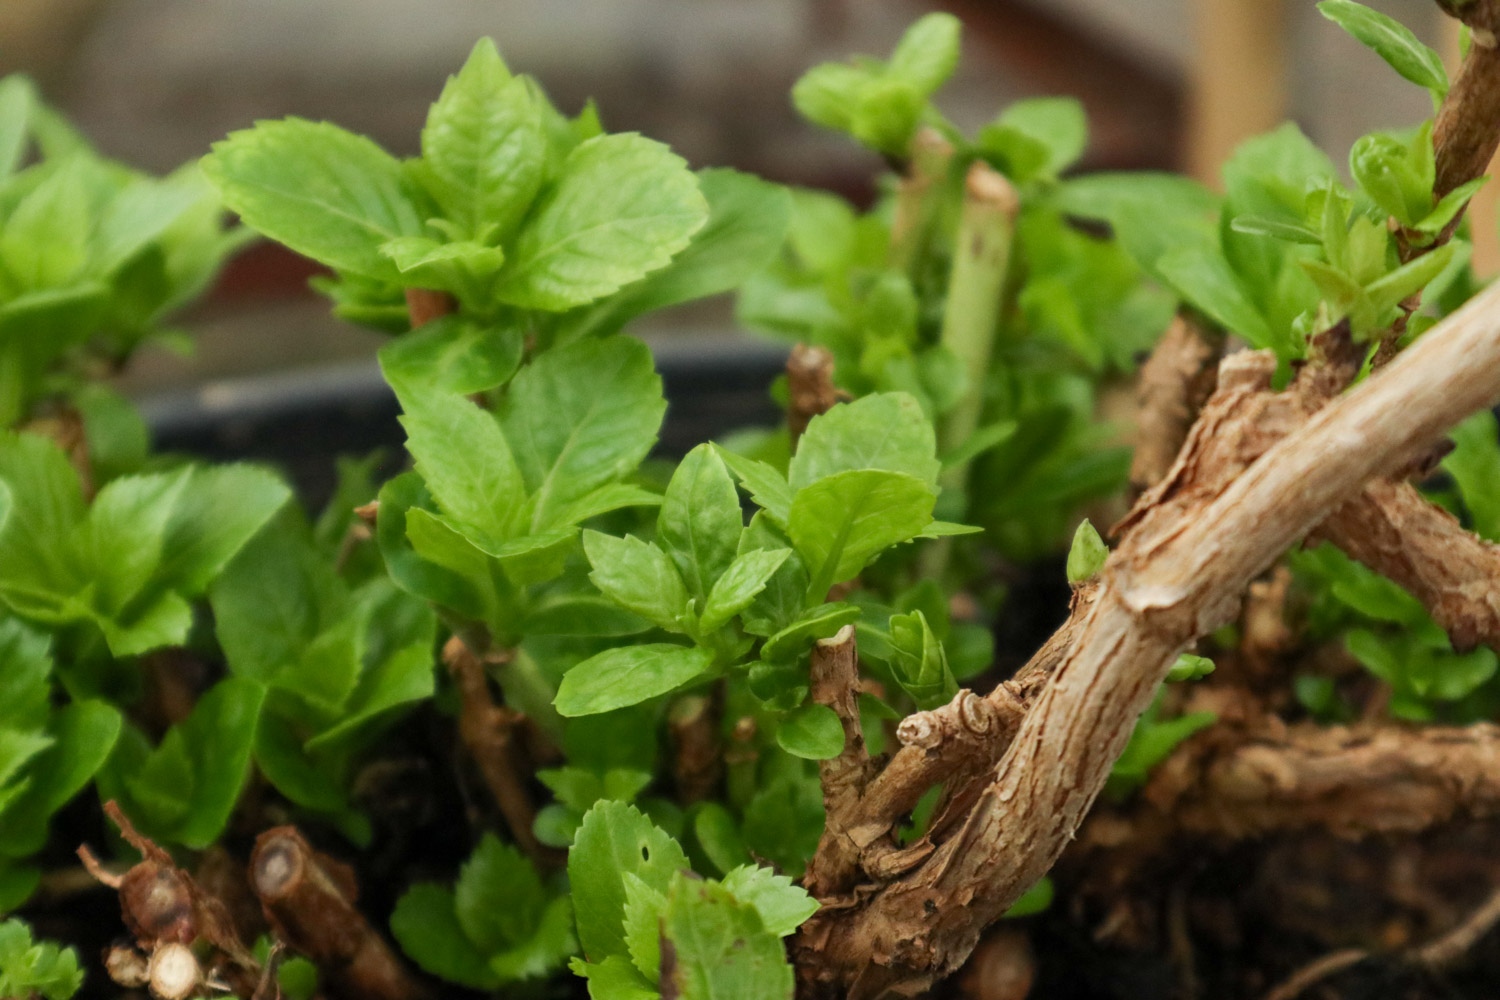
top-left (1186, 0), bottom-right (1289, 187)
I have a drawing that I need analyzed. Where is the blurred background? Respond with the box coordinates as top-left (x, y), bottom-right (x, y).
top-left (0, 0), bottom-right (1469, 403)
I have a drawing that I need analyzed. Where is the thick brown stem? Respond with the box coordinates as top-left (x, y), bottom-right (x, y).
top-left (251, 826), bottom-right (427, 1000)
top-left (802, 626), bottom-right (875, 901)
top-left (1318, 478), bottom-right (1500, 652)
top-left (1129, 312), bottom-right (1224, 497)
top-left (669, 687), bottom-right (723, 803)
top-left (787, 343), bottom-right (841, 447)
top-left (403, 287), bottom-right (455, 328)
top-left (795, 280), bottom-right (1500, 998)
top-left (443, 636), bottom-right (557, 866)
top-left (1434, 33), bottom-right (1500, 204)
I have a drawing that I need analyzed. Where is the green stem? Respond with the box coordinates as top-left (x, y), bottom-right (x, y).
top-left (887, 127), bottom-right (955, 276)
top-left (923, 162), bottom-right (1019, 580)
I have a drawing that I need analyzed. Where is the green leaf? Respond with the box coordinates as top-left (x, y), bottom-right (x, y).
top-left (887, 12), bottom-right (962, 95)
top-left (1317, 1), bottom-right (1448, 101)
top-left (992, 97), bottom-right (1087, 178)
top-left (658, 445), bottom-right (743, 606)
top-left (788, 469), bottom-right (936, 599)
top-left (1443, 410), bottom-right (1500, 541)
top-left (570, 954), bottom-right (658, 1000)
top-left (1229, 215), bottom-right (1323, 245)
top-left (390, 884), bottom-right (500, 989)
top-left (775, 704), bottom-right (845, 760)
top-left (1066, 519), bottom-right (1108, 583)
top-left (789, 393), bottom-right (940, 490)
top-left (393, 382), bottom-right (524, 546)
top-left (1415, 176), bottom-right (1488, 235)
top-left (700, 548), bottom-right (792, 633)
top-left (564, 168), bottom-right (792, 336)
top-left (455, 834), bottom-right (546, 954)
top-left (495, 133), bottom-right (708, 310)
top-left (760, 603), bottom-right (860, 662)
top-left (155, 464), bottom-right (291, 594)
top-left (0, 918), bottom-right (83, 1000)
top-left (1155, 246), bottom-right (1272, 347)
top-left (1350, 128), bottom-right (1433, 228)
top-left (500, 337), bottom-right (665, 532)
top-left (718, 865), bottom-right (819, 937)
top-left (0, 701), bottom-right (120, 858)
top-left (582, 530), bottom-right (691, 632)
top-left (568, 800), bottom-right (690, 961)
top-left (556, 644), bottom-right (715, 717)
top-left (202, 117), bottom-right (424, 281)
top-left (378, 236), bottom-right (506, 296)
top-left (1301, 259), bottom-right (1376, 331)
top-left (415, 38), bottom-right (546, 242)
top-left (661, 876), bottom-right (793, 1000)
top-left (716, 447), bottom-right (794, 527)
top-left (621, 872), bottom-right (667, 983)
top-left (377, 315), bottom-right (523, 395)
top-left (692, 803), bottom-right (750, 876)
top-left (100, 678), bottom-right (263, 848)
top-left (1364, 241), bottom-right (1455, 314)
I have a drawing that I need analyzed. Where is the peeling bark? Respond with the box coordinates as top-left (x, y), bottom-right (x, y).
top-left (793, 280), bottom-right (1500, 998)
top-left (803, 626), bottom-right (876, 901)
top-left (1129, 312), bottom-right (1224, 497)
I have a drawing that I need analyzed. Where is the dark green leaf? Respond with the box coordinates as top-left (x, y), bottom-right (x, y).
top-left (568, 800), bottom-right (689, 961)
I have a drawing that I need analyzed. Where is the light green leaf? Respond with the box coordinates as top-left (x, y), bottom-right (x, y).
top-left (565, 169), bottom-right (791, 336)
top-left (788, 470), bottom-right (936, 599)
top-left (570, 954), bottom-right (658, 1000)
top-left (775, 703), bottom-right (845, 760)
top-left (582, 530), bottom-right (690, 632)
top-left (692, 803), bottom-right (750, 876)
top-left (1156, 246), bottom-right (1272, 347)
top-left (0, 77), bottom-right (35, 179)
top-left (1415, 176), bottom-right (1488, 235)
top-left (759, 603), bottom-right (860, 662)
top-left (1318, 0), bottom-right (1448, 101)
top-left (716, 447), bottom-right (794, 527)
top-left (500, 337), bottom-right (665, 532)
top-left (658, 445), bottom-right (743, 606)
top-left (993, 97), bottom-right (1087, 177)
top-left (621, 872), bottom-right (667, 983)
top-left (377, 315), bottom-right (523, 395)
top-left (0, 918), bottom-right (83, 1000)
top-left (495, 133), bottom-right (708, 310)
top-left (700, 548), bottom-right (792, 633)
top-left (661, 876), bottom-right (793, 1000)
top-left (202, 118), bottom-right (425, 281)
top-left (0, 701), bottom-right (120, 859)
top-left (378, 235), bottom-right (506, 295)
top-left (887, 12), bottom-right (962, 95)
top-left (555, 644), bottom-right (714, 717)
top-left (1364, 242), bottom-right (1455, 314)
top-left (1444, 410), bottom-right (1500, 541)
top-left (156, 464), bottom-right (291, 594)
top-left (394, 383), bottom-right (524, 545)
top-left (416, 38), bottom-right (546, 242)
top-left (546, 483), bottom-right (662, 531)
top-left (568, 800), bottom-right (690, 961)
top-left (887, 610), bottom-right (955, 709)
top-left (718, 865), bottom-right (819, 937)
top-left (789, 393), bottom-right (940, 490)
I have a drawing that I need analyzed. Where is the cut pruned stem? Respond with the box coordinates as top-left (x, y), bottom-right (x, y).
top-left (251, 826), bottom-right (428, 1000)
top-left (404, 287), bottom-right (455, 328)
top-left (888, 128), bottom-right (955, 275)
top-left (796, 278), bottom-right (1500, 998)
top-left (787, 343), bottom-right (841, 448)
top-left (802, 625), bottom-right (873, 900)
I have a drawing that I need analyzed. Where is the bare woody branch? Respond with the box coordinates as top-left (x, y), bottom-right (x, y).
top-left (251, 826), bottom-right (429, 1000)
top-left (794, 278), bottom-right (1500, 999)
top-left (1129, 312), bottom-right (1224, 496)
top-left (802, 625), bottom-right (876, 900)
top-left (443, 636), bottom-right (558, 867)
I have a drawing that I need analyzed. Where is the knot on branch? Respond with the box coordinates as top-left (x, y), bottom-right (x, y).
top-left (898, 692), bottom-right (999, 749)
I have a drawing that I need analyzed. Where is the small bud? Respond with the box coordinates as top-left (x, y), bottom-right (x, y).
top-left (1166, 653), bottom-right (1215, 682)
top-left (1066, 519), bottom-right (1109, 585)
